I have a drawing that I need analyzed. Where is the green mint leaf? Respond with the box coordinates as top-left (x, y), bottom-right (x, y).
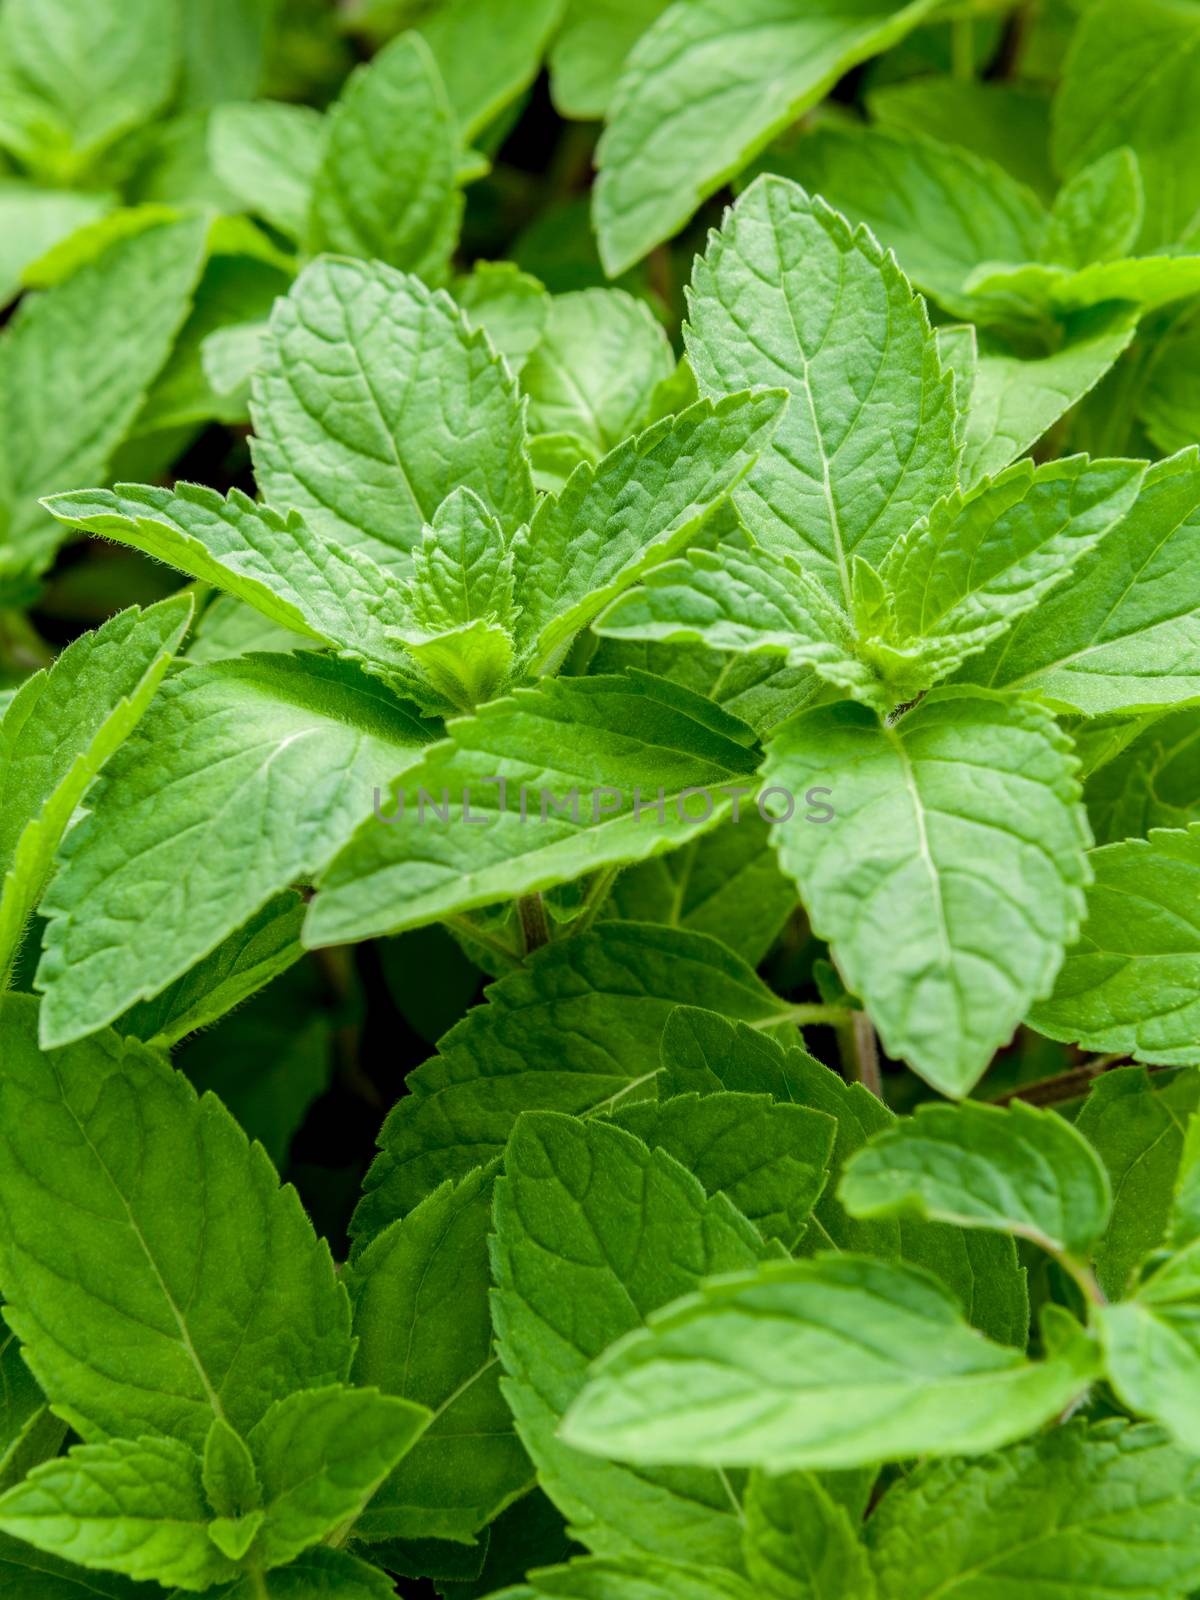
top-left (0, 0), bottom-right (178, 174)
top-left (418, 0), bottom-right (565, 141)
top-left (0, 186), bottom-right (111, 306)
top-left (408, 489), bottom-right (515, 635)
top-left (306, 673), bottom-right (759, 947)
top-left (969, 253), bottom-right (1200, 321)
top-left (867, 1420), bottom-right (1200, 1599)
top-left (762, 690), bottom-right (1090, 1096)
top-left (603, 814), bottom-right (796, 966)
top-left (456, 262), bottom-right (549, 375)
top-left (947, 307), bottom-right (1137, 485)
top-left (660, 1010), bottom-right (1029, 1348)
top-left (876, 455), bottom-right (1146, 687)
top-left (247, 1386), bottom-right (429, 1566)
top-left (869, 76), bottom-right (1054, 199)
top-left (176, 0), bottom-right (279, 109)
top-left (0, 1531), bottom-right (146, 1595)
top-left (1041, 148), bottom-right (1143, 269)
top-left (1085, 705), bottom-right (1200, 844)
top-left (203, 1420), bottom-right (260, 1521)
top-left (42, 483), bottom-right (415, 684)
top-left (1098, 1241), bottom-right (1200, 1456)
top-left (345, 1164), bottom-right (530, 1543)
top-left (1077, 1067), bottom-right (1200, 1298)
top-left (685, 177), bottom-right (957, 606)
top-left (561, 1254), bottom-right (1097, 1470)
top-left (0, 216), bottom-right (208, 587)
top-left (548, 0), bottom-right (671, 119)
top-left (1031, 824), bottom-right (1200, 1066)
top-left (492, 1111), bottom-right (771, 1569)
top-left (352, 923), bottom-right (787, 1237)
top-left (756, 125), bottom-right (1046, 319)
top-left (612, 1091), bottom-right (836, 1250)
top-left (0, 1436), bottom-right (238, 1590)
top-left (0, 595), bottom-right (191, 985)
top-left (115, 891), bottom-right (306, 1050)
top-left (250, 258), bottom-right (533, 572)
top-left (839, 1099), bottom-right (1111, 1259)
top-left (743, 1469), bottom-right (875, 1600)
top-left (0, 994), bottom-right (351, 1449)
top-left (520, 289), bottom-right (674, 487)
top-left (513, 391), bottom-right (785, 671)
top-left (216, 1546), bottom-right (399, 1598)
top-left (494, 1558), bottom-right (756, 1600)
top-left (0, 1318), bottom-right (62, 1498)
top-left (592, 0), bottom-right (938, 274)
top-left (1054, 0), bottom-right (1200, 252)
top-left (1139, 316), bottom-right (1200, 456)
top-left (597, 533), bottom-right (890, 712)
top-left (36, 654), bottom-right (430, 1047)
top-left (307, 32), bottom-right (461, 281)
top-left (209, 102), bottom-right (325, 243)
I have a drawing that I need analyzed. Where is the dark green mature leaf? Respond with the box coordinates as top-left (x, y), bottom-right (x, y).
top-left (0, 216), bottom-right (208, 587)
top-left (0, 1530), bottom-right (147, 1595)
top-left (1031, 826), bottom-right (1200, 1066)
top-left (250, 257), bottom-right (533, 571)
top-left (352, 923), bottom-right (787, 1237)
top-left (865, 1421), bottom-right (1200, 1599)
top-left (743, 1470), bottom-right (874, 1600)
top-left (0, 994), bottom-right (351, 1450)
top-left (592, 0), bottom-right (938, 274)
top-left (870, 77), bottom-right (1053, 199)
top-left (492, 1112), bottom-right (771, 1571)
top-left (602, 816), bottom-right (795, 966)
top-left (660, 1010), bottom-right (1029, 1347)
top-left (1077, 1068), bottom-right (1200, 1298)
top-left (0, 1315), bottom-right (60, 1497)
top-left (685, 177), bottom-right (957, 606)
top-left (307, 32), bottom-right (461, 280)
top-left (839, 1100), bottom-right (1111, 1258)
top-left (1084, 704), bottom-right (1200, 844)
top-left (36, 653), bottom-right (430, 1048)
top-left (306, 674), bottom-right (759, 947)
top-left (345, 1165), bottom-right (531, 1543)
top-left (763, 690), bottom-right (1090, 1096)
top-left (562, 1255), bottom-right (1097, 1470)
top-left (0, 597), bottom-right (191, 984)
top-left (613, 1092), bottom-right (835, 1249)
top-left (493, 1558), bottom-right (756, 1600)
top-left (214, 1546), bottom-right (399, 1598)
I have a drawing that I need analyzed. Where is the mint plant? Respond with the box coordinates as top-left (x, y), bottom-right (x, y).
top-left (7, 2), bottom-right (1200, 1596)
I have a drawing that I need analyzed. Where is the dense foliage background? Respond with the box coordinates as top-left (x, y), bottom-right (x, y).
top-left (4, 0), bottom-right (1200, 1596)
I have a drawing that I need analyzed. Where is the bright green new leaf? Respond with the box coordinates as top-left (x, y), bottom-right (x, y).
top-left (866, 1420), bottom-right (1200, 1600)
top-left (456, 263), bottom-right (549, 375)
top-left (685, 177), bottom-right (957, 605)
top-left (492, 1112), bottom-right (771, 1570)
top-left (352, 922), bottom-right (787, 1236)
top-left (419, 0), bottom-right (565, 141)
top-left (345, 1165), bottom-right (531, 1543)
top-left (592, 0), bottom-right (938, 274)
top-left (306, 674), bottom-right (759, 947)
top-left (307, 32), bottom-right (461, 281)
top-left (0, 186), bottom-right (112, 306)
top-left (247, 1386), bottom-right (430, 1567)
top-left (1032, 825), bottom-right (1200, 1066)
top-left (562, 1254), bottom-right (1097, 1470)
top-left (839, 1099), bottom-right (1111, 1259)
top-left (514, 391), bottom-right (785, 670)
top-left (1041, 148), bottom-right (1143, 270)
top-left (251, 257), bottom-right (533, 572)
top-left (36, 652), bottom-right (430, 1048)
top-left (0, 1436), bottom-right (237, 1591)
top-left (762, 690), bottom-right (1090, 1096)
top-left (0, 596), bottom-right (191, 986)
top-left (409, 489), bottom-right (515, 635)
top-left (0, 994), bottom-right (351, 1450)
